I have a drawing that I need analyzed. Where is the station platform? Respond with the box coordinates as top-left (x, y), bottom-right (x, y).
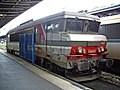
top-left (0, 50), bottom-right (89, 90)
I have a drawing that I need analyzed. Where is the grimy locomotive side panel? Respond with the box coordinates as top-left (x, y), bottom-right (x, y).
top-left (6, 11), bottom-right (112, 81)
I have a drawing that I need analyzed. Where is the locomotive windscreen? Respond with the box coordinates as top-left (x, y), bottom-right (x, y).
top-left (66, 18), bottom-right (100, 33)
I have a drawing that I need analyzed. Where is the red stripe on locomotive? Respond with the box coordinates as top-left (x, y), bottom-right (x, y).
top-left (38, 24), bottom-right (45, 40)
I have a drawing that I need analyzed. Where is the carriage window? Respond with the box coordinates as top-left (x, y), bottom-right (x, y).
top-left (106, 23), bottom-right (120, 39)
top-left (99, 23), bottom-right (120, 39)
top-left (10, 33), bottom-right (19, 42)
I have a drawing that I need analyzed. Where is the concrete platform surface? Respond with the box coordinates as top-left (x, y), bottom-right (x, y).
top-left (0, 52), bottom-right (63, 90)
top-left (0, 50), bottom-right (87, 90)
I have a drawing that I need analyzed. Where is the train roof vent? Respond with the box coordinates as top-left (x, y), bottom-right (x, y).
top-left (20, 19), bottom-right (33, 26)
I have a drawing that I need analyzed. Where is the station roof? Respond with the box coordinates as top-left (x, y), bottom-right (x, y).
top-left (89, 4), bottom-right (120, 17)
top-left (0, 0), bottom-right (43, 28)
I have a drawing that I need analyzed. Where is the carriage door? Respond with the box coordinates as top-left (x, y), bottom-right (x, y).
top-left (19, 33), bottom-right (35, 64)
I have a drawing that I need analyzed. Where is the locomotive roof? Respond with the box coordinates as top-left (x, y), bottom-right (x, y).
top-left (7, 11), bottom-right (100, 34)
top-left (36, 11), bottom-right (100, 22)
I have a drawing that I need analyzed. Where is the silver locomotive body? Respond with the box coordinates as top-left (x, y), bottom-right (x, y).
top-left (6, 11), bottom-right (109, 81)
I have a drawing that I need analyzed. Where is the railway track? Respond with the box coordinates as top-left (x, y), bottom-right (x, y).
top-left (81, 72), bottom-right (120, 90)
top-left (100, 72), bottom-right (120, 86)
top-left (1, 50), bottom-right (120, 90)
top-left (81, 79), bottom-right (119, 90)
top-left (35, 64), bottom-right (120, 90)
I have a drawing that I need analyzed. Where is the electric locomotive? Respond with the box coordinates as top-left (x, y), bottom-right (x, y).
top-left (6, 11), bottom-right (111, 81)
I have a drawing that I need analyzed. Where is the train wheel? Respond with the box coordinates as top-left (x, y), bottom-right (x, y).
top-left (43, 59), bottom-right (53, 71)
top-left (52, 64), bottom-right (65, 75)
top-left (7, 49), bottom-right (10, 53)
top-left (35, 56), bottom-right (41, 65)
top-left (52, 64), bottom-right (59, 73)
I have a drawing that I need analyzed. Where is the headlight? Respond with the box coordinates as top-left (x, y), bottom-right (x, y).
top-left (98, 48), bottom-right (101, 53)
top-left (100, 46), bottom-right (104, 52)
top-left (83, 48), bottom-right (87, 54)
top-left (78, 47), bottom-right (83, 54)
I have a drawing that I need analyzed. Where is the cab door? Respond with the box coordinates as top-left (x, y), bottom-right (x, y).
top-left (45, 24), bottom-right (53, 57)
